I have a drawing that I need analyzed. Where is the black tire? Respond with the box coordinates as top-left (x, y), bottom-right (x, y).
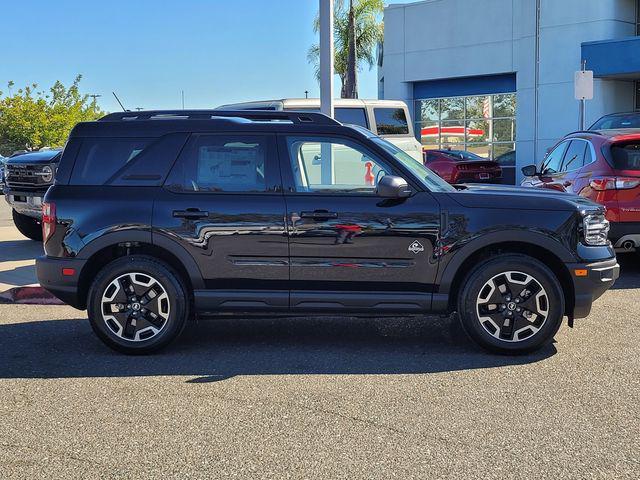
top-left (457, 254), bottom-right (564, 355)
top-left (87, 255), bottom-right (189, 354)
top-left (12, 210), bottom-right (43, 241)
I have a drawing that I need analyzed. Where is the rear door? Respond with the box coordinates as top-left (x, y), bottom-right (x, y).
top-left (153, 132), bottom-right (289, 310)
top-left (278, 133), bottom-right (440, 312)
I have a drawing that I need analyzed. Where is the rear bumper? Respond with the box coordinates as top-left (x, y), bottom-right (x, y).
top-left (609, 221), bottom-right (640, 249)
top-left (568, 257), bottom-right (619, 319)
top-left (36, 256), bottom-right (86, 309)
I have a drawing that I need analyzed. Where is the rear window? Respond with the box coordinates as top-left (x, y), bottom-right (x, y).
top-left (71, 138), bottom-right (150, 185)
top-left (611, 142), bottom-right (640, 170)
top-left (374, 108), bottom-right (409, 135)
top-left (591, 113), bottom-right (640, 130)
top-left (335, 108), bottom-right (369, 128)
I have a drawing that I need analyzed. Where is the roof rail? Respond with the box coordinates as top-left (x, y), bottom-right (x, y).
top-left (98, 109), bottom-right (342, 126)
top-left (566, 130), bottom-right (601, 136)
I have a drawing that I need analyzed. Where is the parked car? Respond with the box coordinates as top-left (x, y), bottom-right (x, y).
top-left (590, 112), bottom-right (640, 130)
top-left (216, 98), bottom-right (424, 162)
top-left (37, 109), bottom-right (618, 355)
top-left (520, 129), bottom-right (640, 252)
top-left (0, 156), bottom-right (6, 195)
top-left (493, 149), bottom-right (517, 185)
top-left (3, 149), bottom-right (62, 240)
top-left (424, 149), bottom-right (502, 184)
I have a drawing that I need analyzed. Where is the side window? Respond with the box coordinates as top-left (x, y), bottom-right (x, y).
top-left (541, 142), bottom-right (569, 174)
top-left (165, 134), bottom-right (269, 193)
top-left (374, 108), bottom-right (409, 135)
top-left (561, 140), bottom-right (587, 172)
top-left (335, 108), bottom-right (369, 128)
top-left (583, 142), bottom-right (594, 166)
top-left (286, 137), bottom-right (393, 194)
top-left (71, 138), bottom-right (150, 185)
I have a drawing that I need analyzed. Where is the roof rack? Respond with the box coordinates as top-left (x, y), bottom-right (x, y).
top-left (98, 109), bottom-right (341, 126)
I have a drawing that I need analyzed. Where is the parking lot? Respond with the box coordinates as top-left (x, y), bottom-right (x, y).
top-left (0, 199), bottom-right (639, 479)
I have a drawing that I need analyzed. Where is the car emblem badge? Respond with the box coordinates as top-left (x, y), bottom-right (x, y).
top-left (408, 240), bottom-right (424, 254)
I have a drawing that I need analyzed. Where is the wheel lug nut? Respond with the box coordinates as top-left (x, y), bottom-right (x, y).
top-left (517, 307), bottom-right (522, 312)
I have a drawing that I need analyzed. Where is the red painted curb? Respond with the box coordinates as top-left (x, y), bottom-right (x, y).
top-left (0, 286), bottom-right (64, 305)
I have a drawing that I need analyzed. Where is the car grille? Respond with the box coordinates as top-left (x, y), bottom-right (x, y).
top-left (5, 164), bottom-right (52, 190)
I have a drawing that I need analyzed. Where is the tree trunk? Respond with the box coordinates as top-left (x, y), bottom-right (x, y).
top-left (343, 0), bottom-right (358, 99)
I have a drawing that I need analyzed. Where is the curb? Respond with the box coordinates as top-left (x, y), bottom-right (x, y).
top-left (0, 286), bottom-right (64, 305)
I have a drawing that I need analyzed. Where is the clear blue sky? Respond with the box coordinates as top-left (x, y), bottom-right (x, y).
top-left (1, 0), bottom-right (412, 113)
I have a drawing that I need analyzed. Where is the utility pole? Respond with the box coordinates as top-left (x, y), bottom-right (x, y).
top-left (319, 0), bottom-right (335, 185)
top-left (88, 94), bottom-right (102, 110)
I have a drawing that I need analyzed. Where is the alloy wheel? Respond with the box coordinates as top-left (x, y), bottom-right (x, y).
top-left (476, 270), bottom-right (549, 342)
top-left (100, 272), bottom-right (171, 342)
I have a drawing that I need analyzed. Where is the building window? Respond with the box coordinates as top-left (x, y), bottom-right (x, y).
top-left (414, 93), bottom-right (516, 163)
top-left (637, 0), bottom-right (640, 35)
top-left (636, 81), bottom-right (640, 111)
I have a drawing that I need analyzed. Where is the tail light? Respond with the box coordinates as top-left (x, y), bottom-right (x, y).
top-left (42, 202), bottom-right (56, 242)
top-left (589, 177), bottom-right (640, 190)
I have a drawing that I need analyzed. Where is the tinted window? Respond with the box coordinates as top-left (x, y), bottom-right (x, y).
top-left (611, 142), bottom-right (640, 170)
top-left (166, 135), bottom-right (268, 192)
top-left (71, 138), bottom-right (150, 185)
top-left (286, 136), bottom-right (393, 194)
top-left (541, 142), bottom-right (569, 174)
top-left (561, 140), bottom-right (587, 172)
top-left (590, 113), bottom-right (640, 130)
top-left (374, 108), bottom-right (409, 135)
top-left (335, 108), bottom-right (369, 128)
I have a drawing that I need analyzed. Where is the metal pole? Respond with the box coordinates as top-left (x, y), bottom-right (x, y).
top-left (319, 0), bottom-right (334, 118)
top-left (319, 0), bottom-right (334, 185)
top-left (579, 60), bottom-right (586, 130)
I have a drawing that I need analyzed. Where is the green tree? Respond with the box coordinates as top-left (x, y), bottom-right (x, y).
top-left (308, 0), bottom-right (384, 99)
top-left (0, 75), bottom-right (103, 156)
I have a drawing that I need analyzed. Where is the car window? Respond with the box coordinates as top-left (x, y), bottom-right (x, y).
top-left (590, 113), bottom-right (640, 130)
top-left (374, 108), bottom-right (409, 135)
top-left (165, 134), bottom-right (268, 193)
top-left (71, 138), bottom-right (150, 185)
top-left (285, 136), bottom-right (393, 194)
top-left (561, 140), bottom-right (587, 172)
top-left (335, 108), bottom-right (369, 128)
top-left (541, 142), bottom-right (569, 174)
top-left (610, 142), bottom-right (640, 171)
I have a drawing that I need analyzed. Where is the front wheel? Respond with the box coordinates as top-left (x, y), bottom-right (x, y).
top-left (12, 210), bottom-right (43, 241)
top-left (87, 256), bottom-right (189, 354)
top-left (457, 254), bottom-right (565, 354)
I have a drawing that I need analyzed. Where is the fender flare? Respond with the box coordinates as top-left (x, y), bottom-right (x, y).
top-left (436, 229), bottom-right (575, 295)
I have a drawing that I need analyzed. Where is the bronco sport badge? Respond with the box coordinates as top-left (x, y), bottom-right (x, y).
top-left (408, 240), bottom-right (424, 254)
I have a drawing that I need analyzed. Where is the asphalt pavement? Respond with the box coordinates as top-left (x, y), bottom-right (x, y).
top-left (0, 196), bottom-right (638, 479)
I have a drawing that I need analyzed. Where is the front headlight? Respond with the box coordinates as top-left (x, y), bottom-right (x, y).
top-left (41, 165), bottom-right (53, 183)
top-left (582, 213), bottom-right (610, 246)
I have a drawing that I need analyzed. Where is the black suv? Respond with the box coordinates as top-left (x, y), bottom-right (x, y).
top-left (36, 110), bottom-right (619, 355)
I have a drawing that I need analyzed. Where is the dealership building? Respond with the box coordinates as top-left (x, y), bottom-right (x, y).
top-left (378, 0), bottom-right (640, 182)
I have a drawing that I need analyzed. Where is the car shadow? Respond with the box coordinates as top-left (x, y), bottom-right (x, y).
top-left (0, 315), bottom-right (556, 382)
top-left (0, 239), bottom-right (42, 262)
top-left (0, 264), bottom-right (38, 287)
top-left (611, 254), bottom-right (640, 290)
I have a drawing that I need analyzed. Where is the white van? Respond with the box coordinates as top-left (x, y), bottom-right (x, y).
top-left (217, 98), bottom-right (423, 162)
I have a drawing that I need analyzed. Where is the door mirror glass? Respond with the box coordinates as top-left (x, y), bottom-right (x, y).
top-left (521, 164), bottom-right (538, 177)
top-left (376, 175), bottom-right (411, 198)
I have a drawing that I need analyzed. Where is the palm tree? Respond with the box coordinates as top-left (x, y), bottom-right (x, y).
top-left (308, 0), bottom-right (384, 99)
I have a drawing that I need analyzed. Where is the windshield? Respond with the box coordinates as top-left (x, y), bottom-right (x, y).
top-left (590, 113), bottom-right (640, 130)
top-left (371, 137), bottom-right (455, 192)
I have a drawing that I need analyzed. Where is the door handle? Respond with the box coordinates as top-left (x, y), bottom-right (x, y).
top-left (300, 210), bottom-right (338, 220)
top-left (173, 208), bottom-right (209, 219)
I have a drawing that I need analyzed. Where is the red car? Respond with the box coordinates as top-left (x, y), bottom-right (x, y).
top-left (520, 129), bottom-right (640, 252)
top-left (424, 149), bottom-right (503, 184)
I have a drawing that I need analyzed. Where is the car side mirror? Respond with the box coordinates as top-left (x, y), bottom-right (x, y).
top-left (521, 164), bottom-right (538, 177)
top-left (376, 175), bottom-right (411, 198)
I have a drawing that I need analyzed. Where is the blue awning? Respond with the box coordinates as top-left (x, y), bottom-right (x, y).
top-left (582, 36), bottom-right (640, 79)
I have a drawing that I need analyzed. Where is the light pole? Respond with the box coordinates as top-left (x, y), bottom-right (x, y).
top-left (319, 0), bottom-right (334, 118)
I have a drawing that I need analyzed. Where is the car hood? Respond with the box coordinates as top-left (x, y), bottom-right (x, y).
top-left (448, 183), bottom-right (603, 212)
top-left (6, 151), bottom-right (61, 165)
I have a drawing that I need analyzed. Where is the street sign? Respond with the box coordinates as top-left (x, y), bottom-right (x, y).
top-left (575, 70), bottom-right (594, 100)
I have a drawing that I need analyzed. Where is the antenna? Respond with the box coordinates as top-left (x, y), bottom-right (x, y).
top-left (112, 92), bottom-right (128, 112)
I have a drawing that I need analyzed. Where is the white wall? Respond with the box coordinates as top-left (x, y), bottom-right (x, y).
top-left (380, 0), bottom-right (638, 175)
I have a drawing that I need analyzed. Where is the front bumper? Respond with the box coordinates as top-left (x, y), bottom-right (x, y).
top-left (568, 257), bottom-right (619, 319)
top-left (36, 256), bottom-right (86, 309)
top-left (5, 190), bottom-right (46, 218)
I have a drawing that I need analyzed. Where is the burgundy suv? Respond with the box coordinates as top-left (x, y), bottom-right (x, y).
top-left (520, 129), bottom-right (640, 252)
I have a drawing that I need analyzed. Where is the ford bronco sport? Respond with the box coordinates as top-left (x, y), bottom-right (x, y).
top-left (36, 110), bottom-right (619, 355)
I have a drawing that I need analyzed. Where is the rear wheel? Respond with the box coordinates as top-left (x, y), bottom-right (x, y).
top-left (457, 254), bottom-right (564, 354)
top-left (12, 210), bottom-right (42, 241)
top-left (87, 256), bottom-right (189, 354)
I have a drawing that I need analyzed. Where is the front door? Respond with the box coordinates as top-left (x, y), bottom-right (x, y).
top-left (278, 134), bottom-right (441, 312)
top-left (153, 132), bottom-right (289, 310)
